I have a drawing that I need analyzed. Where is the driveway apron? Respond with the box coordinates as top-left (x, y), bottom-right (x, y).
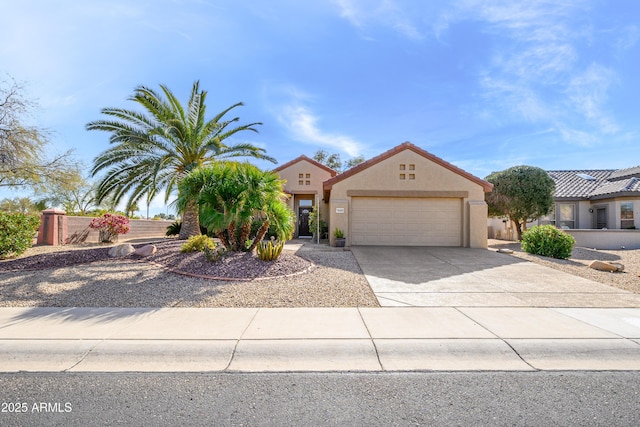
top-left (350, 246), bottom-right (640, 308)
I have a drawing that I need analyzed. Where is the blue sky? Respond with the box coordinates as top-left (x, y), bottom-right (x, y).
top-left (2, 0), bottom-right (640, 215)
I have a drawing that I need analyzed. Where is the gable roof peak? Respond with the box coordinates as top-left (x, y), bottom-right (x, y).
top-left (324, 141), bottom-right (493, 196)
top-left (273, 154), bottom-right (338, 176)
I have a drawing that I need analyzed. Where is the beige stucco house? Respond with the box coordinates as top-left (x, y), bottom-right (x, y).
top-left (275, 142), bottom-right (493, 248)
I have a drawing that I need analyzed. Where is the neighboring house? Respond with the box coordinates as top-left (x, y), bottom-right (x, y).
top-left (543, 168), bottom-right (640, 230)
top-left (275, 142), bottom-right (493, 248)
top-left (489, 167), bottom-right (640, 249)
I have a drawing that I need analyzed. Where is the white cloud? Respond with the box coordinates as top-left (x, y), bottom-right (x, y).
top-left (263, 83), bottom-right (364, 157)
top-left (279, 104), bottom-right (363, 157)
top-left (615, 25), bottom-right (640, 51)
top-left (479, 77), bottom-right (550, 122)
top-left (332, 0), bottom-right (425, 40)
top-left (438, 0), bottom-right (623, 146)
top-left (566, 63), bottom-right (618, 134)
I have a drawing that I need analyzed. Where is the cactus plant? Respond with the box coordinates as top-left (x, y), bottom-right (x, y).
top-left (256, 238), bottom-right (284, 261)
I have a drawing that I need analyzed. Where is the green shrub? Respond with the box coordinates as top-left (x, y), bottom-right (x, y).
top-left (166, 221), bottom-right (209, 237)
top-left (256, 238), bottom-right (284, 261)
top-left (166, 220), bottom-right (181, 236)
top-left (204, 245), bottom-right (227, 262)
top-left (521, 225), bottom-right (575, 259)
top-left (0, 212), bottom-right (40, 259)
top-left (250, 219), bottom-right (278, 240)
top-left (180, 235), bottom-right (216, 253)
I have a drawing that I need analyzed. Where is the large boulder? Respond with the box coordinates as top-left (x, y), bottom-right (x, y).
top-left (108, 243), bottom-right (135, 258)
top-left (588, 260), bottom-right (624, 272)
top-left (133, 244), bottom-right (157, 257)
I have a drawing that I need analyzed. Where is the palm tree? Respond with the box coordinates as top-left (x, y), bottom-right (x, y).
top-left (86, 81), bottom-right (276, 239)
top-left (177, 162), bottom-right (294, 251)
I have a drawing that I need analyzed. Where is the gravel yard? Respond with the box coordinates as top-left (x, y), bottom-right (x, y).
top-left (489, 239), bottom-right (640, 294)
top-left (0, 239), bottom-right (379, 308)
top-left (2, 238), bottom-right (638, 308)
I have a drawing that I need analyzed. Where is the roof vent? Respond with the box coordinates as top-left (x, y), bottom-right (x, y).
top-left (576, 173), bottom-right (596, 181)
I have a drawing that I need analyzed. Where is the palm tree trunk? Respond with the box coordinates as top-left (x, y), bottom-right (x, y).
top-left (217, 231), bottom-right (230, 250)
top-left (228, 221), bottom-right (238, 251)
top-left (247, 220), bottom-right (270, 252)
top-left (238, 221), bottom-right (252, 252)
top-left (179, 200), bottom-right (201, 239)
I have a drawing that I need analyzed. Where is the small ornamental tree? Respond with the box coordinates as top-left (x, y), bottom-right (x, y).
top-left (485, 165), bottom-right (555, 240)
top-left (89, 213), bottom-right (130, 243)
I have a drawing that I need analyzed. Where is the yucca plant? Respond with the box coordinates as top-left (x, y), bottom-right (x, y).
top-left (256, 238), bottom-right (284, 261)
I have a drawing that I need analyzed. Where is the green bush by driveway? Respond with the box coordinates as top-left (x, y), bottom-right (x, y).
top-left (521, 225), bottom-right (575, 259)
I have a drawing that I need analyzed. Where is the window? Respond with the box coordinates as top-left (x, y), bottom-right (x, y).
top-left (399, 164), bottom-right (405, 170)
top-left (409, 164), bottom-right (415, 170)
top-left (539, 206), bottom-right (555, 226)
top-left (298, 180), bottom-right (304, 185)
top-left (305, 180), bottom-right (311, 185)
top-left (399, 174), bottom-right (406, 180)
top-left (558, 204), bottom-right (575, 229)
top-left (299, 199), bottom-right (313, 207)
top-left (298, 173), bottom-right (303, 179)
top-left (621, 202), bottom-right (634, 229)
top-left (305, 173), bottom-right (311, 178)
top-left (409, 174), bottom-right (415, 180)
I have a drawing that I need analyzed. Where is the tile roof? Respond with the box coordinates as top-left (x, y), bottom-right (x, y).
top-left (590, 177), bottom-right (640, 198)
top-left (609, 166), bottom-right (640, 181)
top-left (273, 155), bottom-right (338, 176)
top-left (548, 168), bottom-right (640, 199)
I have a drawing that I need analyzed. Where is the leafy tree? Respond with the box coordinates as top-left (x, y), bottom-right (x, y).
top-left (312, 149), bottom-right (364, 172)
top-left (35, 169), bottom-right (97, 215)
top-left (485, 165), bottom-right (555, 240)
top-left (177, 162), bottom-right (294, 252)
top-left (313, 149), bottom-right (342, 171)
top-left (0, 77), bottom-right (76, 188)
top-left (87, 81), bottom-right (275, 239)
top-left (0, 197), bottom-right (42, 214)
top-left (344, 155), bottom-right (365, 170)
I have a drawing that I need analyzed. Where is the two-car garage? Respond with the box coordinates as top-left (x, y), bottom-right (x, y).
top-left (350, 197), bottom-right (463, 246)
top-left (322, 142), bottom-right (492, 249)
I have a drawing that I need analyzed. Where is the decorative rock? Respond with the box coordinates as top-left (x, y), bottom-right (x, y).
top-left (497, 248), bottom-right (514, 254)
top-left (133, 244), bottom-right (157, 257)
top-left (108, 243), bottom-right (135, 258)
top-left (588, 260), bottom-right (624, 272)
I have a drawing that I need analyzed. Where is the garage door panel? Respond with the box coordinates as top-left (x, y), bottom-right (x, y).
top-left (351, 197), bottom-right (462, 246)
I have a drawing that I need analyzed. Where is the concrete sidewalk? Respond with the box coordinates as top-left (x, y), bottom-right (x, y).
top-left (1, 307), bottom-right (640, 372)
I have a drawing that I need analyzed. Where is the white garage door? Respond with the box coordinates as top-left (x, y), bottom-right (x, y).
top-left (351, 197), bottom-right (462, 246)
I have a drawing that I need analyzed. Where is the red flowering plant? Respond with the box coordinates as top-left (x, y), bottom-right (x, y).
top-left (89, 213), bottom-right (130, 243)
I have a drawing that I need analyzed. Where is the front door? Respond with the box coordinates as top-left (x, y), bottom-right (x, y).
top-left (298, 207), bottom-right (313, 237)
top-left (596, 207), bottom-right (607, 229)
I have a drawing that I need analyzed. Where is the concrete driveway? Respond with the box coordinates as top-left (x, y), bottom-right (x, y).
top-left (350, 246), bottom-right (640, 307)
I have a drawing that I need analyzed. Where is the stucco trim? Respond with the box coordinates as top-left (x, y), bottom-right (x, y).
top-left (590, 192), bottom-right (640, 201)
top-left (346, 190), bottom-right (469, 198)
top-left (287, 190), bottom-right (318, 195)
top-left (274, 155), bottom-right (338, 176)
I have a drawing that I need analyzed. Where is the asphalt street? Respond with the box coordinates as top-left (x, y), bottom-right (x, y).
top-left (1, 372), bottom-right (639, 426)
